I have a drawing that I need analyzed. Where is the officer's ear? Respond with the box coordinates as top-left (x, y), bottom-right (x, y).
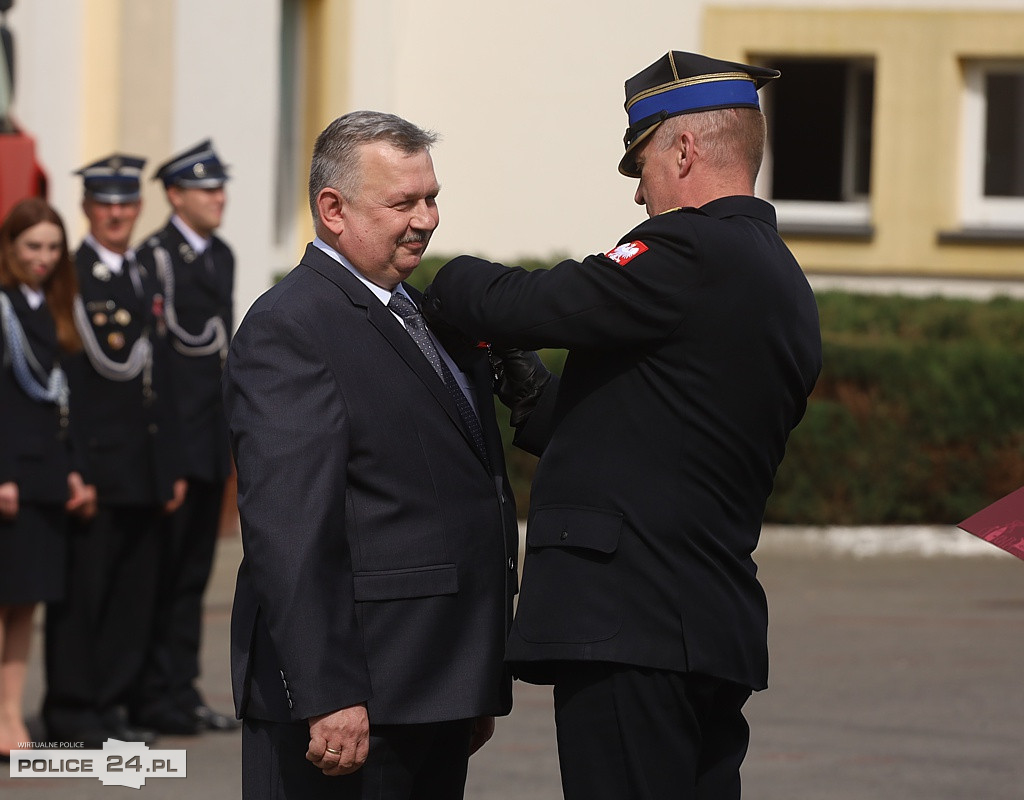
top-left (317, 187), bottom-right (345, 235)
top-left (166, 185), bottom-right (184, 213)
top-left (678, 129), bottom-right (697, 178)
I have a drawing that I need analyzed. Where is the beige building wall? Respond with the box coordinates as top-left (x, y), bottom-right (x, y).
top-left (6, 0), bottom-right (1024, 318)
top-left (383, 0), bottom-right (704, 264)
top-left (706, 6), bottom-right (1024, 278)
top-left (9, 0), bottom-right (287, 317)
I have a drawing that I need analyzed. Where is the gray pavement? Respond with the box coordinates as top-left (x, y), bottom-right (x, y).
top-left (5, 527), bottom-right (1024, 799)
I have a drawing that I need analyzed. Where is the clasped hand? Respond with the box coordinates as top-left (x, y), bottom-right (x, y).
top-left (307, 704), bottom-right (370, 776)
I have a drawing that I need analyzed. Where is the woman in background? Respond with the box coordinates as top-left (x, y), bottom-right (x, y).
top-left (0, 198), bottom-right (95, 756)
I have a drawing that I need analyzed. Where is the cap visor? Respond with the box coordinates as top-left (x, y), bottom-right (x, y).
top-left (618, 123), bottom-right (661, 178)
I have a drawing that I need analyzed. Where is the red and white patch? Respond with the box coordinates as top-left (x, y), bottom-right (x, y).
top-left (604, 240), bottom-right (648, 266)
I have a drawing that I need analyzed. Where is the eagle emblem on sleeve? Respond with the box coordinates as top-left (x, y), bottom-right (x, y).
top-left (604, 240), bottom-right (649, 266)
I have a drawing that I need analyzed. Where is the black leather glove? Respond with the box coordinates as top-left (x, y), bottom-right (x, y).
top-left (489, 346), bottom-right (552, 427)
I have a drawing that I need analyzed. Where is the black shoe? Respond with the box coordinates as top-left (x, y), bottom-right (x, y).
top-left (107, 721), bottom-right (158, 745)
top-left (193, 704), bottom-right (241, 732)
top-left (102, 708), bottom-right (158, 745)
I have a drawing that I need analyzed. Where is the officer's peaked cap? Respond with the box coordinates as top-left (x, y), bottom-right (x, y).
top-left (153, 139), bottom-right (230, 189)
top-left (619, 51), bottom-right (779, 178)
top-left (75, 154), bottom-right (147, 203)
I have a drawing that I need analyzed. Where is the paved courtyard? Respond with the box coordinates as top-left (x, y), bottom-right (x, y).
top-left (5, 527), bottom-right (1023, 799)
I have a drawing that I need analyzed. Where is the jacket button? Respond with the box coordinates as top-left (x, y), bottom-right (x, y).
top-left (560, 531), bottom-right (568, 540)
top-left (148, 423), bottom-right (158, 434)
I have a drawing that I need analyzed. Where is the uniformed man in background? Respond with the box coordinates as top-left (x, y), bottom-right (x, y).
top-left (43, 154), bottom-right (187, 747)
top-left (133, 140), bottom-right (239, 734)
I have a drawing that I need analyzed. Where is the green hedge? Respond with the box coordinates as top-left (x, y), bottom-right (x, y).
top-left (413, 257), bottom-right (1024, 524)
top-left (771, 292), bottom-right (1024, 525)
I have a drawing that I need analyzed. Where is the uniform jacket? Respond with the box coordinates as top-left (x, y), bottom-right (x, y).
top-left (223, 243), bottom-right (519, 725)
top-left (70, 242), bottom-right (185, 506)
top-left (136, 220), bottom-right (234, 483)
top-left (426, 196), bottom-right (822, 691)
top-left (0, 286), bottom-right (81, 504)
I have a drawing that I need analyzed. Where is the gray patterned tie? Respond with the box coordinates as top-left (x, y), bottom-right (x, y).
top-left (388, 292), bottom-right (490, 469)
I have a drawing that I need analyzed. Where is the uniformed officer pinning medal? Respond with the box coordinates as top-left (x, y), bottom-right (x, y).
top-left (420, 50), bottom-right (822, 800)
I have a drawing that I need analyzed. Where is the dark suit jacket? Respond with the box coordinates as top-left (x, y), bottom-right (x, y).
top-left (222, 243), bottom-right (518, 726)
top-left (136, 220), bottom-right (234, 483)
top-left (70, 242), bottom-right (185, 505)
top-left (0, 286), bottom-right (79, 503)
top-left (426, 197), bottom-right (822, 691)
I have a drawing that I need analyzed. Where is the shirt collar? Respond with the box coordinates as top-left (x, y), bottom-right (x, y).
top-left (171, 214), bottom-right (212, 255)
top-left (85, 234), bottom-right (135, 274)
top-left (19, 283), bottom-right (45, 310)
top-left (312, 237), bottom-right (413, 307)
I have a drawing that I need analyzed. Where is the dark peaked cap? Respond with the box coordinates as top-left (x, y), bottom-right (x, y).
top-left (619, 51), bottom-right (780, 177)
top-left (153, 139), bottom-right (230, 189)
top-left (75, 154), bottom-right (147, 203)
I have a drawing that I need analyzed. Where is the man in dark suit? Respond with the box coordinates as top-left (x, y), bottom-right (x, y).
top-left (222, 110), bottom-right (519, 800)
top-left (44, 154), bottom-right (188, 747)
top-left (424, 52), bottom-right (823, 800)
top-left (133, 140), bottom-right (238, 735)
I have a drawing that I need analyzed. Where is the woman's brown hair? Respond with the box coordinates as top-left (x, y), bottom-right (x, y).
top-left (0, 197), bottom-right (82, 353)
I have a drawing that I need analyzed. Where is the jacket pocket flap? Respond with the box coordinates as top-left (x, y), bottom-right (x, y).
top-left (353, 563), bottom-right (458, 601)
top-left (527, 506), bottom-right (623, 553)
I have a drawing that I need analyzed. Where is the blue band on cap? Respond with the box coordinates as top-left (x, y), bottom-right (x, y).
top-left (627, 79), bottom-right (760, 127)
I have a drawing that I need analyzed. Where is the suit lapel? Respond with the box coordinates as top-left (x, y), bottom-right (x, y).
top-left (464, 351), bottom-right (502, 473)
top-left (301, 244), bottom-right (491, 471)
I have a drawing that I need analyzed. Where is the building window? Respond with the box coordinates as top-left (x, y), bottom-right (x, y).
top-left (756, 57), bottom-right (875, 231)
top-left (961, 61), bottom-right (1024, 228)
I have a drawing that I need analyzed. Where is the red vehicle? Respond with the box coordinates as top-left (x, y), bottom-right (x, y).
top-left (0, 0), bottom-right (47, 220)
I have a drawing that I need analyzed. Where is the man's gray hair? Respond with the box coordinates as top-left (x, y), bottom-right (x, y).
top-left (308, 110), bottom-right (439, 222)
top-left (653, 108), bottom-right (767, 183)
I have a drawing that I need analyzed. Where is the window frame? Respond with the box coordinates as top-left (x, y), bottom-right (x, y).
top-left (756, 56), bottom-right (875, 232)
top-left (959, 59), bottom-right (1024, 229)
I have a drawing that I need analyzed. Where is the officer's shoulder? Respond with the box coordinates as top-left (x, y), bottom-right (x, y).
top-left (611, 209), bottom-right (696, 248)
top-left (135, 228), bottom-right (170, 255)
top-left (211, 233), bottom-right (234, 257)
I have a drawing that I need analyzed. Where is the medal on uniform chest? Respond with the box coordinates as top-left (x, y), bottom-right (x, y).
top-left (92, 312), bottom-right (108, 326)
top-left (107, 331), bottom-right (125, 350)
top-left (92, 261), bottom-right (111, 281)
top-left (179, 242), bottom-right (197, 264)
top-left (113, 309), bottom-right (132, 326)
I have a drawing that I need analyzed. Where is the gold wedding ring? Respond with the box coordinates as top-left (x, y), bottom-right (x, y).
top-left (325, 747), bottom-right (342, 755)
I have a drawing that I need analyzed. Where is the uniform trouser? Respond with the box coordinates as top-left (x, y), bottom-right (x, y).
top-left (552, 663), bottom-right (753, 800)
top-left (242, 717), bottom-right (473, 800)
top-left (136, 478), bottom-right (224, 716)
top-left (43, 505), bottom-right (162, 736)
